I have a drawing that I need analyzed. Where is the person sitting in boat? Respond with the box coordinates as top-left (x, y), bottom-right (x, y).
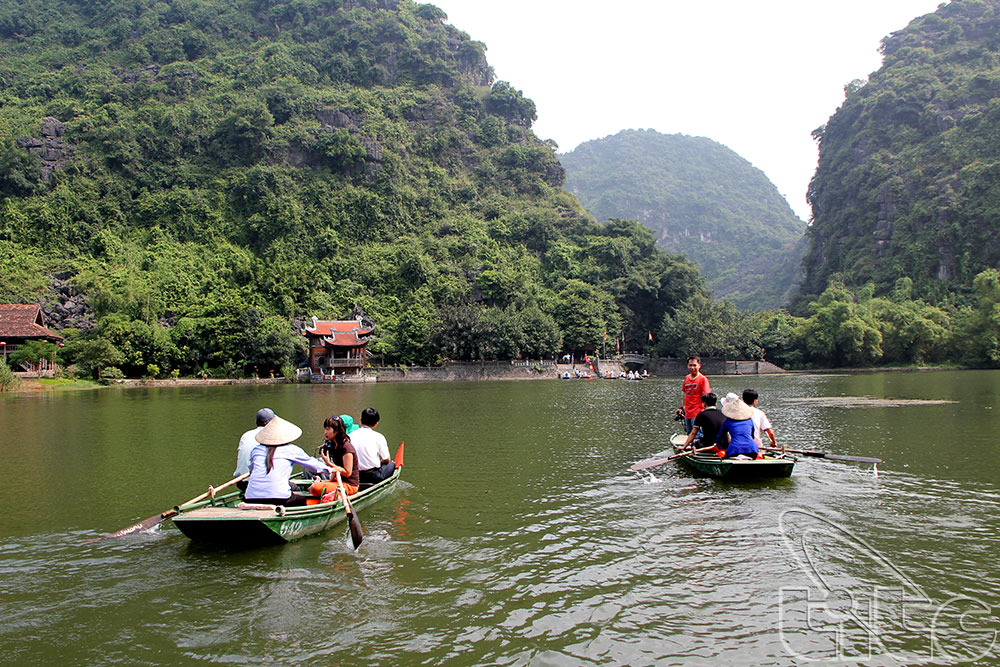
top-left (352, 407), bottom-right (396, 486)
top-left (681, 392), bottom-right (726, 454)
top-left (245, 416), bottom-right (332, 506)
top-left (716, 397), bottom-right (760, 459)
top-left (742, 388), bottom-right (780, 453)
top-left (308, 414), bottom-right (361, 500)
top-left (235, 408), bottom-right (275, 491)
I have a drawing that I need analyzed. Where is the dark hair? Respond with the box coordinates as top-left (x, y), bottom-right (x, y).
top-left (265, 446), bottom-right (276, 474)
top-left (687, 356), bottom-right (700, 364)
top-left (322, 415), bottom-right (349, 451)
top-left (256, 407), bottom-right (275, 427)
top-left (360, 407), bottom-right (379, 427)
top-left (701, 392), bottom-right (717, 407)
top-left (742, 389), bottom-right (758, 405)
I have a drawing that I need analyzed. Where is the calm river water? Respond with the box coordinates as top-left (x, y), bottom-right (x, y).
top-left (1, 371), bottom-right (999, 665)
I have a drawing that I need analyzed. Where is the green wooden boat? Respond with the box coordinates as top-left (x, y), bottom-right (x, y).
top-left (171, 467), bottom-right (401, 546)
top-left (669, 434), bottom-right (795, 480)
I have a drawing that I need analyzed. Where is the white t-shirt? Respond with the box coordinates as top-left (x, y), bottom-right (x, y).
top-left (351, 426), bottom-right (389, 470)
top-left (750, 407), bottom-right (773, 445)
top-left (235, 426), bottom-right (263, 476)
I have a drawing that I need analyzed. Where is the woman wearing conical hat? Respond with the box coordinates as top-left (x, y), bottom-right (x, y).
top-left (245, 415), bottom-right (332, 506)
top-left (715, 397), bottom-right (760, 460)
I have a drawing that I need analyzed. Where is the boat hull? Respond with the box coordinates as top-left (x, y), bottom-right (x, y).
top-left (172, 468), bottom-right (401, 546)
top-left (670, 435), bottom-right (794, 480)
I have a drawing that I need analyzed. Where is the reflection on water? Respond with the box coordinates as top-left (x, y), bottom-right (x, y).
top-left (1, 372), bottom-right (999, 664)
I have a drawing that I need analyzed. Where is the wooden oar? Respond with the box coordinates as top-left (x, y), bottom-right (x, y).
top-left (85, 473), bottom-right (249, 542)
top-left (336, 471), bottom-right (364, 549)
top-left (761, 447), bottom-right (882, 464)
top-left (630, 445), bottom-right (718, 472)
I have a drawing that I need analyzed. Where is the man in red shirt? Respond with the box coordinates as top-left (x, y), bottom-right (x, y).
top-left (678, 356), bottom-right (711, 435)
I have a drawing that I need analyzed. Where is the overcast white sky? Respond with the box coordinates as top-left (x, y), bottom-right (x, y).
top-left (428, 0), bottom-right (946, 221)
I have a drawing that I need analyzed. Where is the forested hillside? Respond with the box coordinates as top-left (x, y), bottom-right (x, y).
top-left (561, 129), bottom-right (807, 310)
top-left (800, 0), bottom-right (1000, 308)
top-left (0, 0), bottom-right (704, 377)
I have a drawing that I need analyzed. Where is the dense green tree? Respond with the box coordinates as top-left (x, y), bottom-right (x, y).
top-left (954, 268), bottom-right (1000, 365)
top-left (0, 359), bottom-right (20, 390)
top-left (657, 294), bottom-right (765, 360)
top-left (797, 282), bottom-right (884, 366)
top-left (553, 280), bottom-right (620, 353)
top-left (70, 337), bottom-right (125, 380)
top-left (9, 339), bottom-right (59, 377)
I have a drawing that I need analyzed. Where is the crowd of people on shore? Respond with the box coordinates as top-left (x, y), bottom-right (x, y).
top-left (233, 406), bottom-right (396, 507)
top-left (676, 355), bottom-right (780, 459)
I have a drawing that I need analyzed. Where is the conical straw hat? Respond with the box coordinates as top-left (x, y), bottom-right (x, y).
top-left (721, 398), bottom-right (754, 421)
top-left (255, 415), bottom-right (302, 445)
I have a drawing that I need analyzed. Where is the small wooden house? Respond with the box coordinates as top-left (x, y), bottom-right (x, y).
top-left (0, 304), bottom-right (64, 373)
top-left (301, 317), bottom-right (374, 378)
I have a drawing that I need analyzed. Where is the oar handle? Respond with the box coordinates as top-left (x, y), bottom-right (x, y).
top-left (335, 471), bottom-right (352, 512)
top-left (668, 444), bottom-right (718, 460)
top-left (177, 473), bottom-right (249, 510)
top-left (761, 447), bottom-right (882, 464)
top-left (630, 445), bottom-right (717, 471)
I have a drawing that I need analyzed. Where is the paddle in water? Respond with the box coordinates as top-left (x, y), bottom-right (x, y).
top-left (336, 471), bottom-right (364, 549)
top-left (85, 473), bottom-right (250, 543)
top-left (630, 444), bottom-right (718, 472)
top-left (760, 447), bottom-right (882, 464)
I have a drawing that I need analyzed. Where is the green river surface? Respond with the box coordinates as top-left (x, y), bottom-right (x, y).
top-left (1, 371), bottom-right (999, 665)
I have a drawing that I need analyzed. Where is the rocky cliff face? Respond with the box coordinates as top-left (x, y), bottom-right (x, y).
top-left (40, 274), bottom-right (95, 332)
top-left (798, 0), bottom-right (1000, 308)
top-left (16, 117), bottom-right (75, 181)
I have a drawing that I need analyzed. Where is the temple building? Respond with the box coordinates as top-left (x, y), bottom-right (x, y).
top-left (301, 317), bottom-right (374, 379)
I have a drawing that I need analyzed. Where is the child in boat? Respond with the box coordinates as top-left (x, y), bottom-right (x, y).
top-left (245, 416), bottom-right (332, 506)
top-left (716, 397), bottom-right (760, 459)
top-left (742, 388), bottom-right (779, 452)
top-left (308, 415), bottom-right (360, 500)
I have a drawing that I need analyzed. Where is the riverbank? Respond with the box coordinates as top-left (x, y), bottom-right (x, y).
top-left (4, 361), bottom-right (964, 395)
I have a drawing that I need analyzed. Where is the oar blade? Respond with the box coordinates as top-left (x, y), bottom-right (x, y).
top-left (347, 509), bottom-right (364, 549)
top-left (824, 453), bottom-right (883, 464)
top-left (83, 510), bottom-right (176, 543)
top-left (629, 457), bottom-right (672, 472)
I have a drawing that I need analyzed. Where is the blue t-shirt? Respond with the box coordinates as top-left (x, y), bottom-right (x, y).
top-left (718, 417), bottom-right (758, 456)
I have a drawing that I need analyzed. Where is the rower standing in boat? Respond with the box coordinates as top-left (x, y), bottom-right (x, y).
top-left (246, 416), bottom-right (332, 506)
top-left (677, 356), bottom-right (711, 435)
